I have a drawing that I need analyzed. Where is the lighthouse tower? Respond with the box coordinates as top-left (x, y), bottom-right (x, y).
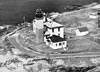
top-left (32, 9), bottom-right (45, 43)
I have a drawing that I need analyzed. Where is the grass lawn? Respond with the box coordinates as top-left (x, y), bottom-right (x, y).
top-left (67, 38), bottom-right (100, 53)
top-left (15, 22), bottom-right (100, 54)
top-left (18, 30), bottom-right (100, 54)
top-left (17, 27), bottom-right (66, 54)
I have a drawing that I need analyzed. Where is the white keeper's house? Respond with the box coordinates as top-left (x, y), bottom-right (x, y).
top-left (44, 20), bottom-right (67, 49)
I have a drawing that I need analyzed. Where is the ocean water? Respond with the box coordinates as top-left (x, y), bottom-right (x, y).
top-left (0, 0), bottom-right (99, 25)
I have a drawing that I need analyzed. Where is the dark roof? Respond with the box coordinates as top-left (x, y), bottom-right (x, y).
top-left (78, 27), bottom-right (88, 32)
top-left (43, 25), bottom-right (63, 29)
top-left (35, 9), bottom-right (44, 19)
top-left (49, 35), bottom-right (66, 43)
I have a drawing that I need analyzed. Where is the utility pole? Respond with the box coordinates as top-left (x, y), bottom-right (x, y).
top-left (23, 16), bottom-right (26, 27)
top-left (97, 10), bottom-right (100, 28)
top-left (47, 53), bottom-right (53, 65)
top-left (23, 16), bottom-right (26, 23)
top-left (45, 12), bottom-right (48, 22)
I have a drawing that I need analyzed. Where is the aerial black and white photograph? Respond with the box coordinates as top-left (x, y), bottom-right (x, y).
top-left (0, 0), bottom-right (100, 72)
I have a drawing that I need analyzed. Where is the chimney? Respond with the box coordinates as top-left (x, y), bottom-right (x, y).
top-left (97, 11), bottom-right (100, 28)
top-left (45, 13), bottom-right (48, 22)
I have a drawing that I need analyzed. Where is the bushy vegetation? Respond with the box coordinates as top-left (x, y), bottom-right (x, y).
top-left (49, 65), bottom-right (97, 72)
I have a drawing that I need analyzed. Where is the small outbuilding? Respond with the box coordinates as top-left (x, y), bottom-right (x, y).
top-left (89, 12), bottom-right (98, 19)
top-left (75, 27), bottom-right (89, 36)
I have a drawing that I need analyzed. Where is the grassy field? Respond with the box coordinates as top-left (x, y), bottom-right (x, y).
top-left (16, 26), bottom-right (100, 54)
top-left (55, 56), bottom-right (100, 67)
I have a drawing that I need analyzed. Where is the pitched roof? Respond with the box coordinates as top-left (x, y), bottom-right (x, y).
top-left (49, 35), bottom-right (66, 43)
top-left (44, 20), bottom-right (63, 28)
top-left (78, 27), bottom-right (88, 32)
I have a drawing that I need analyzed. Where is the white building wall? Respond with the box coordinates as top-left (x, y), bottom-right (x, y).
top-left (33, 24), bottom-right (36, 34)
top-left (89, 12), bottom-right (98, 19)
top-left (52, 28), bottom-right (58, 36)
top-left (60, 28), bottom-right (64, 38)
top-left (46, 41), bottom-right (49, 46)
top-left (62, 41), bottom-right (67, 48)
top-left (44, 37), bottom-right (46, 42)
top-left (47, 29), bottom-right (52, 36)
top-left (53, 27), bottom-right (64, 38)
top-left (89, 14), bottom-right (98, 19)
top-left (32, 19), bottom-right (45, 33)
top-left (50, 41), bottom-right (67, 49)
top-left (46, 27), bottom-right (64, 38)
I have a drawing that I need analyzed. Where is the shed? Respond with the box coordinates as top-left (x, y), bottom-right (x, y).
top-left (75, 27), bottom-right (89, 36)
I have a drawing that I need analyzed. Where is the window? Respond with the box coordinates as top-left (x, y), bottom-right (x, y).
top-left (56, 44), bottom-right (57, 46)
top-left (44, 25), bottom-right (48, 31)
top-left (47, 39), bottom-right (50, 42)
top-left (63, 42), bottom-right (65, 45)
top-left (58, 27), bottom-right (60, 31)
top-left (58, 34), bottom-right (60, 36)
top-left (64, 35), bottom-right (66, 38)
top-left (59, 43), bottom-right (62, 46)
top-left (46, 35), bottom-right (48, 39)
top-left (35, 13), bottom-right (43, 18)
top-left (46, 35), bottom-right (50, 39)
top-left (52, 28), bottom-right (54, 32)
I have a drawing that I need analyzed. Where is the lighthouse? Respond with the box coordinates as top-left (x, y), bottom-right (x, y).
top-left (32, 9), bottom-right (67, 49)
top-left (32, 9), bottom-right (45, 43)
